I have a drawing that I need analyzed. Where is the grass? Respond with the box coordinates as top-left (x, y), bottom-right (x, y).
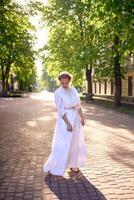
top-left (117, 105), bottom-right (134, 116)
top-left (7, 91), bottom-right (23, 97)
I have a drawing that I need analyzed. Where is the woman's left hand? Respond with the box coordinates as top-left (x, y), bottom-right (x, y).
top-left (81, 118), bottom-right (85, 126)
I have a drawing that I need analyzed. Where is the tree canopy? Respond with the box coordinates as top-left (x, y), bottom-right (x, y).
top-left (0, 0), bottom-right (41, 95)
top-left (42, 0), bottom-right (134, 106)
top-left (42, 0), bottom-right (100, 87)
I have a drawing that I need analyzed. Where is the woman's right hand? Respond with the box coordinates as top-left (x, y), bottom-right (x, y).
top-left (67, 122), bottom-right (73, 132)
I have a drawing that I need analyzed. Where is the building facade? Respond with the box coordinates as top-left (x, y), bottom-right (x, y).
top-left (92, 55), bottom-right (134, 101)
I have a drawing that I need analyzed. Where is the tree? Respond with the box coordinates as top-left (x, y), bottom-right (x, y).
top-left (0, 0), bottom-right (37, 96)
top-left (42, 0), bottom-right (134, 106)
top-left (40, 66), bottom-right (57, 91)
top-left (42, 0), bottom-right (99, 92)
top-left (90, 0), bottom-right (134, 106)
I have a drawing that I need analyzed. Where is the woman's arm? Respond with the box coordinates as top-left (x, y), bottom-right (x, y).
top-left (78, 108), bottom-right (85, 126)
top-left (55, 92), bottom-right (73, 132)
top-left (62, 113), bottom-right (73, 132)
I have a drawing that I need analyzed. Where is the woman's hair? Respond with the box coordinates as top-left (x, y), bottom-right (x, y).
top-left (58, 71), bottom-right (72, 81)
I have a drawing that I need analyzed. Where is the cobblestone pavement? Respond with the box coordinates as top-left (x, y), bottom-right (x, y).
top-left (0, 91), bottom-right (134, 200)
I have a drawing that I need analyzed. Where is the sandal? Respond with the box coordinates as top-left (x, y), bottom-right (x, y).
top-left (70, 168), bottom-right (80, 173)
top-left (50, 174), bottom-right (64, 180)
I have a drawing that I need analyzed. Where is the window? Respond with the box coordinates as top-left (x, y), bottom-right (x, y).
top-left (104, 80), bottom-right (107, 94)
top-left (111, 80), bottom-right (113, 95)
top-left (99, 82), bottom-right (101, 94)
top-left (128, 76), bottom-right (133, 96)
top-left (94, 82), bottom-right (96, 93)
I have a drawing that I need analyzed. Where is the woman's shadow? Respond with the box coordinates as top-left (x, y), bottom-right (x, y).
top-left (44, 170), bottom-right (107, 200)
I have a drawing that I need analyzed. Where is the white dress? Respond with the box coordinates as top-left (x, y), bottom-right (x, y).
top-left (43, 86), bottom-right (86, 175)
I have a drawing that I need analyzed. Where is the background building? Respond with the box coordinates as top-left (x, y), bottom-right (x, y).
top-left (92, 55), bottom-right (134, 102)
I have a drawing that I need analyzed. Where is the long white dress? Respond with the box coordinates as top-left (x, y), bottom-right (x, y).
top-left (43, 86), bottom-right (86, 176)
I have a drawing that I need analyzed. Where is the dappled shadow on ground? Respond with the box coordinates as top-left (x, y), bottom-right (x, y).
top-left (44, 170), bottom-right (107, 200)
top-left (82, 102), bottom-right (134, 170)
top-left (0, 95), bottom-right (56, 163)
top-left (1, 92), bottom-right (134, 199)
top-left (83, 102), bottom-right (134, 132)
top-left (108, 145), bottom-right (134, 169)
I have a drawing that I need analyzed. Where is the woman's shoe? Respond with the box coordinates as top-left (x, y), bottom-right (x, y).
top-left (70, 168), bottom-right (80, 173)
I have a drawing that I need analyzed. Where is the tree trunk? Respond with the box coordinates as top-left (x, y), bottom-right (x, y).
top-left (1, 76), bottom-right (7, 97)
top-left (1, 64), bottom-right (7, 97)
top-left (6, 78), bottom-right (9, 92)
top-left (113, 35), bottom-right (122, 107)
top-left (11, 74), bottom-right (14, 91)
top-left (85, 66), bottom-right (93, 101)
top-left (1, 63), bottom-right (11, 97)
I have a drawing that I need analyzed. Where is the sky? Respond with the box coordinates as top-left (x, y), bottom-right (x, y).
top-left (18, 0), bottom-right (48, 78)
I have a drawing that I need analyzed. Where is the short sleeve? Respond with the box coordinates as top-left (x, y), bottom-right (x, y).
top-left (54, 92), bottom-right (66, 118)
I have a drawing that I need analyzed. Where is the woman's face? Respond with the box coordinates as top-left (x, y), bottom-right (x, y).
top-left (60, 78), bottom-right (70, 89)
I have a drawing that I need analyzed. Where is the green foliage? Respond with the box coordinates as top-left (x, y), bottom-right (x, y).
top-left (0, 0), bottom-right (34, 62)
top-left (90, 0), bottom-right (134, 106)
top-left (41, 0), bottom-right (134, 107)
top-left (0, 0), bottom-right (40, 94)
top-left (91, 0), bottom-right (134, 68)
top-left (40, 66), bottom-right (57, 91)
top-left (41, 0), bottom-right (98, 87)
top-left (42, 0), bottom-right (134, 81)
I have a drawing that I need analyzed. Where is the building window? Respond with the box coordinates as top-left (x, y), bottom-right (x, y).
top-left (111, 80), bottom-right (113, 95)
top-left (128, 76), bottom-right (133, 96)
top-left (94, 82), bottom-right (96, 93)
top-left (130, 55), bottom-right (134, 65)
top-left (104, 80), bottom-right (107, 94)
top-left (99, 82), bottom-right (101, 94)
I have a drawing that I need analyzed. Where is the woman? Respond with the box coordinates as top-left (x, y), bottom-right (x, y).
top-left (43, 72), bottom-right (86, 176)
